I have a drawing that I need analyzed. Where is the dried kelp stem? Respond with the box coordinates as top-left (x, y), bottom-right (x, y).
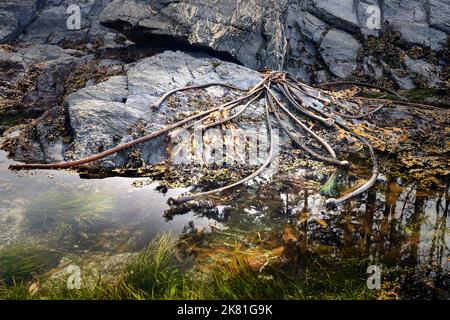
top-left (11, 70), bottom-right (432, 207)
top-left (199, 91), bottom-right (263, 132)
top-left (152, 82), bottom-right (245, 109)
top-left (266, 86), bottom-right (349, 168)
top-left (168, 92), bottom-right (275, 205)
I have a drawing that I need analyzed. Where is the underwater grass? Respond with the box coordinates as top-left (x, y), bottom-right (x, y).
top-left (0, 280), bottom-right (33, 300)
top-left (17, 235), bottom-right (198, 300)
top-left (205, 256), bottom-right (375, 300)
top-left (0, 234), bottom-right (376, 300)
top-left (23, 192), bottom-right (115, 239)
top-left (113, 234), bottom-right (198, 300)
top-left (0, 244), bottom-right (62, 286)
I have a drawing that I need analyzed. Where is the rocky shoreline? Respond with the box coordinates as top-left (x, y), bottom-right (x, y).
top-left (0, 0), bottom-right (449, 178)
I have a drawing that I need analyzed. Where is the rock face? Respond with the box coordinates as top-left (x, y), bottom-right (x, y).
top-left (100, 0), bottom-right (449, 86)
top-left (19, 0), bottom-right (118, 46)
top-left (0, 0), bottom-right (120, 46)
top-left (100, 0), bottom-right (288, 70)
top-left (3, 51), bottom-right (265, 166)
top-left (0, 43), bottom-right (125, 133)
top-left (383, 0), bottom-right (447, 50)
top-left (1, 0), bottom-right (449, 88)
top-left (0, 0), bottom-right (44, 43)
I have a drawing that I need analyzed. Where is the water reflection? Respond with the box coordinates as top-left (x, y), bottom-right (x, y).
top-left (166, 173), bottom-right (450, 298)
top-left (0, 150), bottom-right (216, 252)
top-left (0, 147), bottom-right (449, 298)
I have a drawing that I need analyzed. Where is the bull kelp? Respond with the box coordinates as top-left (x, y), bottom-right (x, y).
top-left (0, 71), bottom-right (449, 300)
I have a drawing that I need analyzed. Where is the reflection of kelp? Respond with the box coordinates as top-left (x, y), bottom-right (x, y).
top-left (164, 181), bottom-right (302, 229)
top-left (169, 172), bottom-right (449, 298)
top-left (297, 178), bottom-right (450, 298)
top-left (23, 192), bottom-right (115, 241)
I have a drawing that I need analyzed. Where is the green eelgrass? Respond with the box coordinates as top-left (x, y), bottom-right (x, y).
top-left (0, 234), bottom-right (376, 300)
top-left (0, 280), bottom-right (32, 300)
top-left (118, 234), bottom-right (198, 299)
top-left (206, 257), bottom-right (375, 300)
top-left (0, 244), bottom-right (62, 286)
top-left (23, 192), bottom-right (115, 239)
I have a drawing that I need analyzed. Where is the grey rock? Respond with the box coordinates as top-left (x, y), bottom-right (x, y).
top-left (363, 56), bottom-right (383, 79)
top-left (284, 5), bottom-right (325, 82)
top-left (314, 70), bottom-right (329, 83)
top-left (356, 0), bottom-right (381, 36)
top-left (391, 74), bottom-right (416, 90)
top-left (0, 10), bottom-right (18, 43)
top-left (383, 0), bottom-right (448, 50)
top-left (429, 0), bottom-right (450, 33)
top-left (16, 43), bottom-right (74, 63)
top-left (1, 0), bottom-right (449, 93)
top-left (380, 60), bottom-right (416, 90)
top-left (100, 0), bottom-right (288, 70)
top-left (0, 44), bottom-right (76, 105)
top-left (306, 0), bottom-right (359, 33)
top-left (295, 10), bottom-right (328, 43)
top-left (62, 50), bottom-right (264, 166)
top-left (0, 0), bottom-right (44, 43)
top-left (98, 0), bottom-right (449, 85)
top-left (0, 43), bottom-right (125, 134)
top-left (403, 56), bottom-right (441, 86)
top-left (319, 29), bottom-right (362, 78)
top-left (96, 0), bottom-right (449, 86)
top-left (20, 0), bottom-right (118, 46)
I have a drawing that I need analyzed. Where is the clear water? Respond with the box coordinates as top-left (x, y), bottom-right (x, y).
top-left (0, 150), bottom-right (216, 253)
top-left (0, 148), bottom-right (449, 298)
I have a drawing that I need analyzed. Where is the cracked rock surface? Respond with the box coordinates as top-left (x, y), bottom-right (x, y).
top-left (2, 51), bottom-right (266, 166)
top-left (100, 0), bottom-right (449, 86)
